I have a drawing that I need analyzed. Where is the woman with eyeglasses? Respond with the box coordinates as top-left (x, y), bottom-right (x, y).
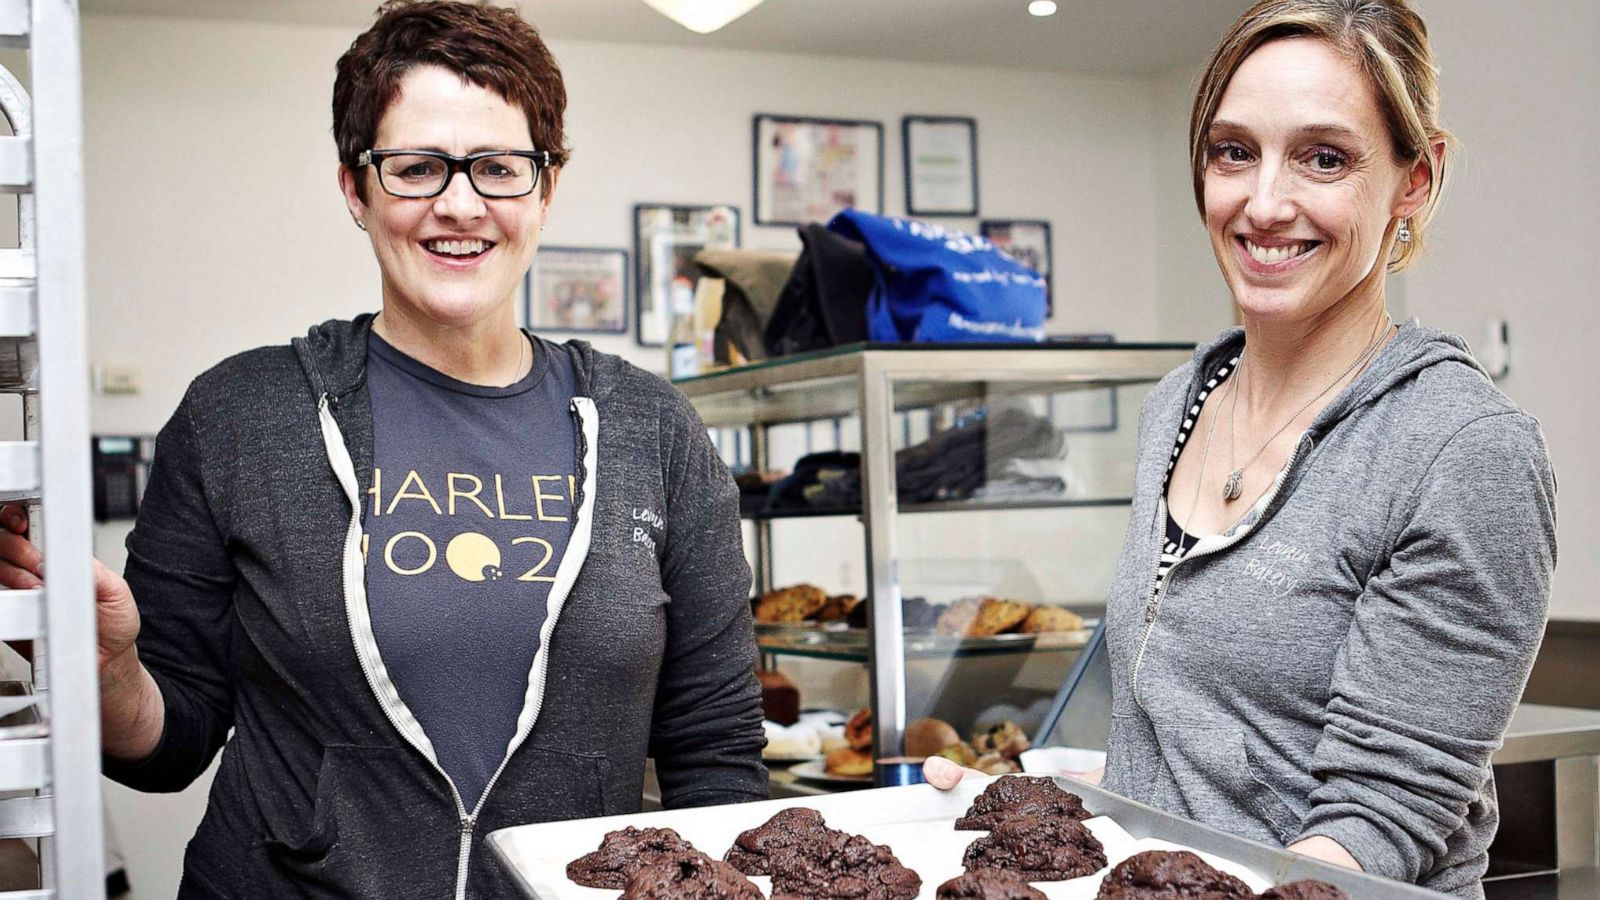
top-left (0, 2), bottom-right (764, 896)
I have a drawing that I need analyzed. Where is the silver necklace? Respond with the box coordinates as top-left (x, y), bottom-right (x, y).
top-left (1222, 315), bottom-right (1391, 502)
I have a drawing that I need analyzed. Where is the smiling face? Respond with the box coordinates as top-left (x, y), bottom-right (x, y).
top-left (1203, 37), bottom-right (1421, 326)
top-left (340, 65), bottom-right (554, 331)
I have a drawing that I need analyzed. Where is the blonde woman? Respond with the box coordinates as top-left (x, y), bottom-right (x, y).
top-left (928, 2), bottom-right (1554, 896)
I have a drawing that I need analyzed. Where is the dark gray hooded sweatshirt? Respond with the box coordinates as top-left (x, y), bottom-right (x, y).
top-left (102, 314), bottom-right (767, 898)
top-left (1101, 322), bottom-right (1556, 898)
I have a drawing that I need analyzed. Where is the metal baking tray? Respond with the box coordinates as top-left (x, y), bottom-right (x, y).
top-left (487, 774), bottom-right (1447, 898)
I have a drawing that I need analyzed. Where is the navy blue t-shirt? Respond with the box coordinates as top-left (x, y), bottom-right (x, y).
top-left (364, 332), bottom-right (577, 808)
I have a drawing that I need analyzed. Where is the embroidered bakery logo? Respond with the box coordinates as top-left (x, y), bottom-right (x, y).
top-left (360, 467), bottom-right (575, 583)
top-left (630, 506), bottom-right (665, 555)
top-left (1243, 540), bottom-right (1309, 599)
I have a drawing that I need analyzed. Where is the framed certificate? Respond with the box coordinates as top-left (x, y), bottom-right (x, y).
top-left (753, 114), bottom-right (884, 226)
top-left (524, 247), bottom-right (628, 334)
top-left (904, 115), bottom-right (978, 217)
top-left (633, 204), bottom-right (741, 347)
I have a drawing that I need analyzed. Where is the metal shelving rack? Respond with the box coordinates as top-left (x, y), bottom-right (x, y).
top-left (0, 0), bottom-right (105, 897)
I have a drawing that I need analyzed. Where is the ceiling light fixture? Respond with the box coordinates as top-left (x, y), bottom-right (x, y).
top-left (641, 0), bottom-right (769, 34)
top-left (1028, 0), bottom-right (1059, 16)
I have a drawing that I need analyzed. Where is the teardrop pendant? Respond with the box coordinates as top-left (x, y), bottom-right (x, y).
top-left (1223, 469), bottom-right (1243, 501)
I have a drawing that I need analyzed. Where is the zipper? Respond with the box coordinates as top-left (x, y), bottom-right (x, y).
top-left (1129, 433), bottom-right (1313, 713)
top-left (459, 398), bottom-right (596, 841)
top-left (319, 395), bottom-right (477, 892)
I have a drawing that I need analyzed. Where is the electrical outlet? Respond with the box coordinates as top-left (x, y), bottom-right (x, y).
top-left (96, 364), bottom-right (141, 395)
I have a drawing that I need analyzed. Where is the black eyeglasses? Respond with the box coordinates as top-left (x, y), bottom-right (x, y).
top-left (357, 149), bottom-right (553, 199)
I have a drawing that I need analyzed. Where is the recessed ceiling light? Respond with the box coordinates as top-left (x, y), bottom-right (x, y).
top-left (641, 0), bottom-right (768, 34)
top-left (1028, 0), bottom-right (1058, 16)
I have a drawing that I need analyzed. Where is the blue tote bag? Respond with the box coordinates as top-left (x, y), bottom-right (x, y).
top-left (827, 209), bottom-right (1047, 344)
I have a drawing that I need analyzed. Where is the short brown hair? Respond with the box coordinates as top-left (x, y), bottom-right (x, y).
top-left (1189, 0), bottom-right (1453, 271)
top-left (333, 0), bottom-right (570, 201)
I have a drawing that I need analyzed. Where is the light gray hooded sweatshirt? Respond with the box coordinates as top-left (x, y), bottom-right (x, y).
top-left (1100, 322), bottom-right (1556, 899)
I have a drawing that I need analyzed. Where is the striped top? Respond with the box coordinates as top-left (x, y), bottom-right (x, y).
top-left (1154, 355), bottom-right (1240, 597)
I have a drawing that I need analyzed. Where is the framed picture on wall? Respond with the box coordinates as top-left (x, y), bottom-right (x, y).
top-left (523, 246), bottom-right (628, 334)
top-left (633, 204), bottom-right (741, 347)
top-left (753, 114), bottom-right (883, 226)
top-left (904, 116), bottom-right (978, 217)
top-left (980, 219), bottom-right (1053, 314)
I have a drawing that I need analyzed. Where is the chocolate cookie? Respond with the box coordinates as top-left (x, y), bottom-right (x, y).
top-left (1094, 850), bottom-right (1253, 899)
top-left (620, 852), bottom-right (763, 899)
top-left (962, 814), bottom-right (1107, 881)
top-left (937, 868), bottom-right (1049, 899)
top-left (724, 807), bottom-right (835, 876)
top-left (955, 776), bottom-right (1089, 830)
top-left (1260, 880), bottom-right (1350, 899)
top-left (566, 826), bottom-right (698, 889)
top-left (769, 832), bottom-right (922, 900)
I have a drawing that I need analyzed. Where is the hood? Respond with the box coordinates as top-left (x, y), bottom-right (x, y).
top-left (290, 313), bottom-right (622, 402)
top-left (1185, 319), bottom-right (1491, 437)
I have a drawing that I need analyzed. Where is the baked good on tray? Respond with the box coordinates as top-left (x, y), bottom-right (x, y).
top-left (936, 868), bottom-right (1048, 899)
top-left (768, 831), bottom-right (922, 900)
top-left (724, 807), bottom-right (835, 876)
top-left (1259, 880), bottom-right (1350, 899)
top-left (969, 598), bottom-right (1033, 636)
top-left (1094, 849), bottom-right (1253, 899)
top-left (961, 813), bottom-right (1107, 881)
top-left (754, 584), bottom-right (829, 623)
top-left (935, 598), bottom-right (982, 636)
top-left (824, 746), bottom-right (874, 777)
top-left (619, 852), bottom-right (762, 899)
top-left (814, 593), bottom-right (864, 622)
top-left (1020, 605), bottom-right (1085, 633)
top-left (955, 775), bottom-right (1090, 830)
top-left (566, 826), bottom-right (700, 889)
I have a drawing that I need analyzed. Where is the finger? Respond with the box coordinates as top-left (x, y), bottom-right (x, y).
top-left (91, 558), bottom-right (131, 604)
top-left (0, 529), bottom-right (41, 576)
top-left (0, 559), bottom-right (42, 590)
top-left (0, 504), bottom-right (27, 534)
top-left (922, 755), bottom-right (967, 790)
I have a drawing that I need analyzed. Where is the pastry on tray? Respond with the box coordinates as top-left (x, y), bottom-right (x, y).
top-left (724, 807), bottom-right (835, 877)
top-left (754, 584), bottom-right (828, 624)
top-left (903, 717), bottom-right (961, 758)
top-left (1094, 849), bottom-right (1253, 899)
top-left (1020, 605), bottom-right (1086, 633)
top-left (973, 721), bottom-right (1031, 758)
top-left (969, 597), bottom-right (1033, 636)
top-left (814, 593), bottom-right (864, 622)
top-left (824, 746), bottom-right (874, 777)
top-left (956, 775), bottom-right (1089, 830)
top-left (768, 831), bottom-right (922, 900)
top-left (1259, 881), bottom-right (1350, 899)
top-left (934, 598), bottom-right (982, 636)
top-left (844, 708), bottom-right (873, 750)
top-left (936, 597), bottom-right (1033, 637)
top-left (619, 853), bottom-right (761, 900)
top-left (961, 813), bottom-right (1107, 881)
top-left (936, 869), bottom-right (1048, 899)
top-left (566, 826), bottom-right (700, 889)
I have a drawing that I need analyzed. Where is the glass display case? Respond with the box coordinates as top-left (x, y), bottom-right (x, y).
top-left (675, 341), bottom-right (1193, 788)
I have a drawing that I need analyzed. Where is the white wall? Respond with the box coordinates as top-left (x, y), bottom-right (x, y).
top-left (1149, 2), bottom-right (1599, 622)
top-left (78, 12), bottom-right (1164, 897)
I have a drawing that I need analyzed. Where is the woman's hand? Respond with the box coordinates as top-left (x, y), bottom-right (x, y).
top-left (0, 503), bottom-right (163, 761)
top-left (1287, 836), bottom-right (1362, 871)
top-left (923, 757), bottom-right (1108, 789)
top-left (0, 504), bottom-right (142, 670)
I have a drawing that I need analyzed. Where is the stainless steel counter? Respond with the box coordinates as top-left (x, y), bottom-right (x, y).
top-left (1495, 704), bottom-right (1600, 765)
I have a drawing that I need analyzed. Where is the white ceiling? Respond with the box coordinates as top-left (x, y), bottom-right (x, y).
top-left (78, 0), bottom-right (1250, 77)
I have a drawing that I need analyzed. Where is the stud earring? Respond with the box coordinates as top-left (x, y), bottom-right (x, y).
top-left (1397, 217), bottom-right (1411, 243)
